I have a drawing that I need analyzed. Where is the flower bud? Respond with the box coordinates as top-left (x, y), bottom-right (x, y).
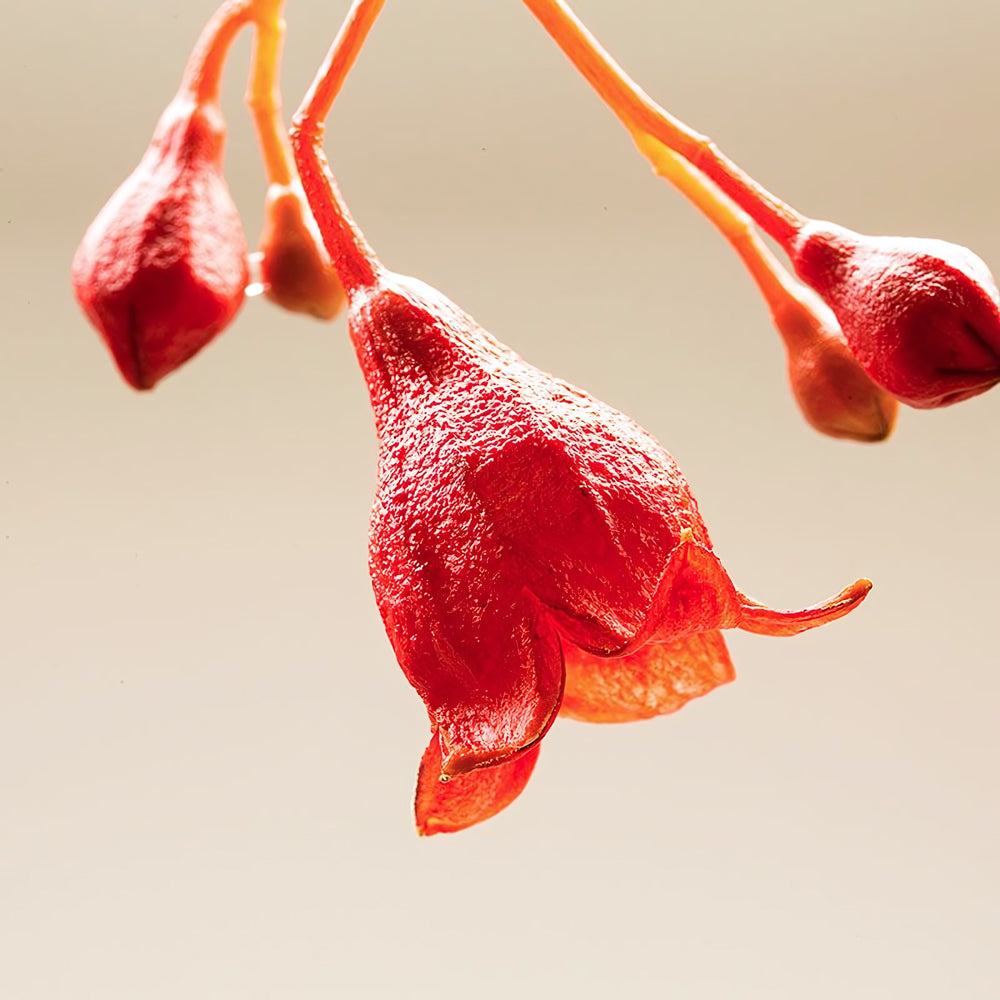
top-left (789, 221), bottom-right (1000, 409)
top-left (772, 287), bottom-right (899, 441)
top-left (256, 181), bottom-right (345, 320)
top-left (71, 98), bottom-right (248, 390)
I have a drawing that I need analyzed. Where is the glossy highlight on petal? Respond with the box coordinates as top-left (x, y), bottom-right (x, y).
top-left (560, 630), bottom-right (735, 724)
top-left (415, 732), bottom-right (540, 836)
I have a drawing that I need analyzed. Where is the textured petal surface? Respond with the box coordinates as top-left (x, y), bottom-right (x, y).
top-left (415, 732), bottom-right (540, 836)
top-left (364, 328), bottom-right (567, 778)
top-left (560, 630), bottom-right (734, 723)
top-left (466, 426), bottom-right (736, 654)
top-left (71, 99), bottom-right (247, 390)
top-left (791, 222), bottom-right (1000, 408)
top-left (737, 578), bottom-right (872, 636)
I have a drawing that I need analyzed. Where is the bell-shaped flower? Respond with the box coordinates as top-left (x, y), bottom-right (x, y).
top-left (352, 272), bottom-right (870, 834)
top-left (289, 3), bottom-right (871, 836)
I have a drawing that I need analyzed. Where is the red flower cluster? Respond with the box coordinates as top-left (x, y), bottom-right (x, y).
top-left (75, 0), bottom-right (1000, 837)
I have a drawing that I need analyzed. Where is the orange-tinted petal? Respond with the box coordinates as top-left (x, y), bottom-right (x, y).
top-left (560, 630), bottom-right (734, 723)
top-left (737, 578), bottom-right (872, 637)
top-left (414, 731), bottom-right (540, 836)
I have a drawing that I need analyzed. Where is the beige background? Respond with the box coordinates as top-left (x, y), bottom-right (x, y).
top-left (3, 1), bottom-right (999, 996)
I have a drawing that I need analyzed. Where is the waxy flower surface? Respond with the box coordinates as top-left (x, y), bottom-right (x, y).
top-left (349, 272), bottom-right (870, 834)
top-left (286, 0), bottom-right (871, 835)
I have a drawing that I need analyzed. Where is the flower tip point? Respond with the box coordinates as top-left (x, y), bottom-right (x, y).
top-left (738, 577), bottom-right (872, 637)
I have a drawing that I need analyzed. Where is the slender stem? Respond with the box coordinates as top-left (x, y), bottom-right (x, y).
top-left (290, 0), bottom-right (387, 294)
top-left (295, 0), bottom-right (386, 126)
top-left (246, 0), bottom-right (293, 185)
top-left (631, 130), bottom-right (819, 348)
top-left (521, 0), bottom-right (805, 248)
top-left (179, 0), bottom-right (255, 106)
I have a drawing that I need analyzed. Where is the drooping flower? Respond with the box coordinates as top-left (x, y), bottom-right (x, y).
top-left (289, 0), bottom-right (872, 836)
top-left (355, 272), bottom-right (871, 833)
top-left (789, 222), bottom-right (1000, 409)
top-left (71, 4), bottom-right (250, 390)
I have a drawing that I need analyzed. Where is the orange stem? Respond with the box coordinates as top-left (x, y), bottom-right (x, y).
top-left (631, 131), bottom-right (824, 351)
top-left (290, 0), bottom-right (387, 295)
top-left (245, 0), bottom-right (294, 185)
top-left (521, 0), bottom-right (805, 248)
top-left (179, 0), bottom-right (255, 106)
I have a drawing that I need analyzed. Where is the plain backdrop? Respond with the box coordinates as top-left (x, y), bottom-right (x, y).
top-left (2, 1), bottom-right (998, 997)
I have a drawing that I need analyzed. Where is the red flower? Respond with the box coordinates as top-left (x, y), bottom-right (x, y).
top-left (790, 222), bottom-right (1000, 409)
top-left (518, 0), bottom-right (1000, 414)
top-left (351, 272), bottom-right (870, 834)
top-left (72, 97), bottom-right (248, 390)
top-left (288, 0), bottom-right (871, 835)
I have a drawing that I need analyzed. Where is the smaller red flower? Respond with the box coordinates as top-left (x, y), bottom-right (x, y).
top-left (72, 96), bottom-right (248, 390)
top-left (789, 222), bottom-right (1000, 409)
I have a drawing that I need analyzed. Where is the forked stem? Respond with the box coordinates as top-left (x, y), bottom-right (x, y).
top-left (290, 0), bottom-right (387, 294)
top-left (631, 130), bottom-right (821, 351)
top-left (180, 0), bottom-right (255, 105)
top-left (521, 0), bottom-right (805, 247)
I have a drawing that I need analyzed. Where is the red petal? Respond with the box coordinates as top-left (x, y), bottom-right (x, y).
top-left (465, 426), bottom-right (731, 655)
top-left (633, 536), bottom-right (741, 650)
top-left (414, 731), bottom-right (540, 836)
top-left (429, 601), bottom-right (563, 777)
top-left (737, 578), bottom-right (872, 636)
top-left (560, 630), bottom-right (735, 723)
top-left (370, 526), bottom-right (565, 778)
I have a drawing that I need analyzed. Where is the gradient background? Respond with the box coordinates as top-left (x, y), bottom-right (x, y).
top-left (3, 1), bottom-right (999, 996)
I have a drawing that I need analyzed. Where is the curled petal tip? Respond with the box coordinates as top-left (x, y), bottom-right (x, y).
top-left (738, 578), bottom-right (872, 637)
